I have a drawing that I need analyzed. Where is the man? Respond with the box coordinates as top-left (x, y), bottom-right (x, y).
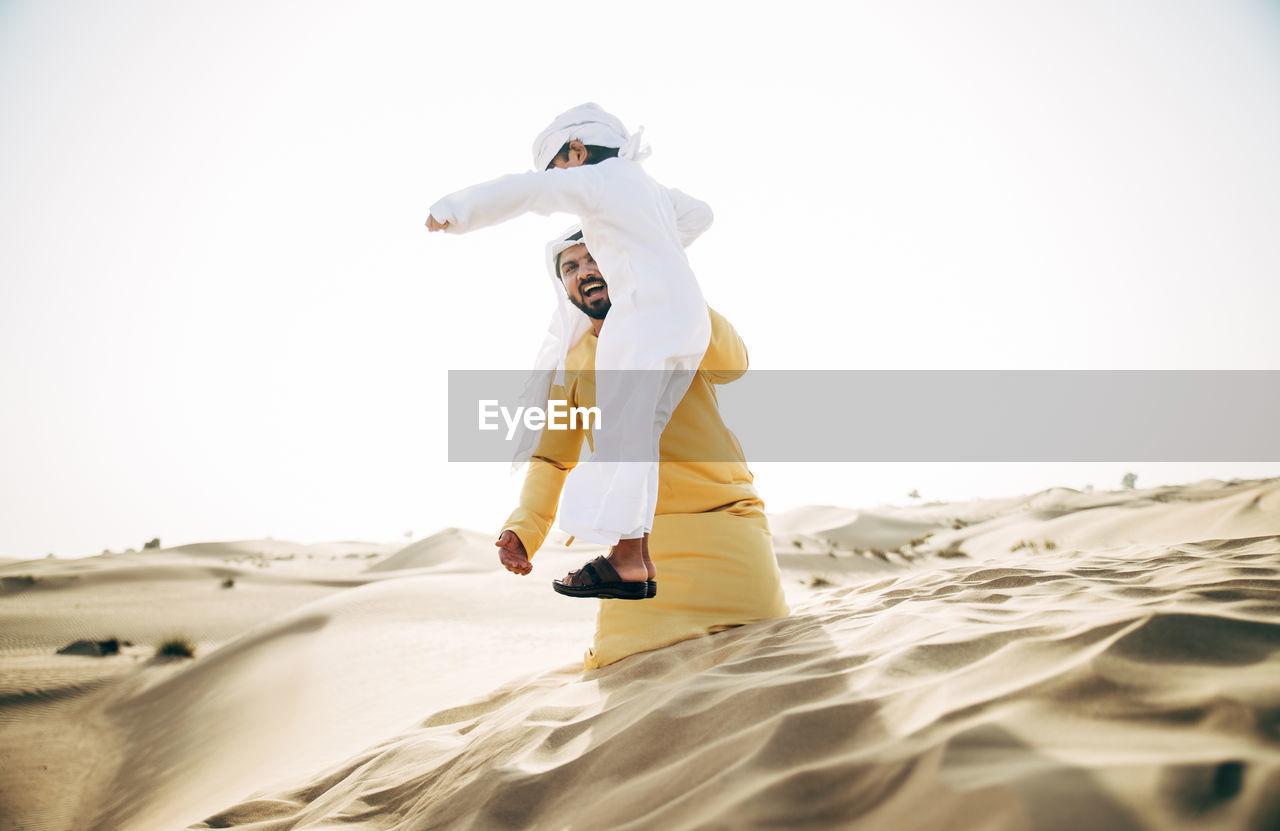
top-left (494, 230), bottom-right (790, 669)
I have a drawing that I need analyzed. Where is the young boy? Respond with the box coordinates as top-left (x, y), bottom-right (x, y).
top-left (426, 103), bottom-right (714, 598)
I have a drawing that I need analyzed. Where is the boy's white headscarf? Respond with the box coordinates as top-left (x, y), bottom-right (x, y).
top-left (511, 225), bottom-right (595, 466)
top-left (532, 102), bottom-right (650, 172)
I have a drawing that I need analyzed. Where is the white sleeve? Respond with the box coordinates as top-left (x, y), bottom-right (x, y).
top-left (665, 188), bottom-right (714, 247)
top-left (429, 168), bottom-right (604, 234)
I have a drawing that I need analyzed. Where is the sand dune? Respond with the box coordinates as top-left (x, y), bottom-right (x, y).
top-left (83, 574), bottom-right (594, 831)
top-left (770, 504), bottom-right (943, 551)
top-left (170, 540), bottom-right (400, 560)
top-left (2, 479), bottom-right (1279, 830)
top-left (199, 533), bottom-right (1280, 830)
top-left (0, 553), bottom-right (363, 655)
top-left (916, 479), bottom-right (1280, 560)
top-left (366, 528), bottom-right (505, 574)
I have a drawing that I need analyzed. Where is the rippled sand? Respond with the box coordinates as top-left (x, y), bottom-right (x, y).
top-left (3, 480), bottom-right (1278, 830)
top-left (199, 537), bottom-right (1280, 830)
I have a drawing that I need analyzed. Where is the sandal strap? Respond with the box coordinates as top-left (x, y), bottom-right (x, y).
top-left (587, 556), bottom-right (623, 584)
top-left (558, 555), bottom-right (637, 588)
top-left (565, 556), bottom-right (623, 587)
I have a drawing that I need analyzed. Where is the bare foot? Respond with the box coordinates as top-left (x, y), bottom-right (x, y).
top-left (641, 533), bottom-right (655, 581)
top-left (604, 536), bottom-right (649, 583)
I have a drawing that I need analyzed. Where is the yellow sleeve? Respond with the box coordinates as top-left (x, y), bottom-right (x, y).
top-left (500, 383), bottom-right (586, 558)
top-left (699, 307), bottom-right (749, 384)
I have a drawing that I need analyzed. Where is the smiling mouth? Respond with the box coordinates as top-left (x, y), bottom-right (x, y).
top-left (580, 280), bottom-right (606, 299)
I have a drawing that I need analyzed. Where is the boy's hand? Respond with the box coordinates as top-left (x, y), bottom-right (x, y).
top-left (426, 214), bottom-right (451, 232)
top-left (496, 530), bottom-right (531, 575)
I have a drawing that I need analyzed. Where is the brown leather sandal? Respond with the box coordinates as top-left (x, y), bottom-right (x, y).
top-left (552, 556), bottom-right (652, 600)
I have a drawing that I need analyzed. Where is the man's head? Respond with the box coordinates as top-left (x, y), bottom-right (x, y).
top-left (556, 240), bottom-right (610, 321)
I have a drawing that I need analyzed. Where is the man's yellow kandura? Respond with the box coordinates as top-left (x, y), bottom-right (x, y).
top-left (503, 308), bottom-right (790, 669)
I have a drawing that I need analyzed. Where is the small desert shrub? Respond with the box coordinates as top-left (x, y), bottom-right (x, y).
top-left (809, 576), bottom-right (835, 588)
top-left (156, 637), bottom-right (196, 658)
top-left (221, 577), bottom-right (235, 589)
top-left (1010, 539), bottom-right (1058, 553)
top-left (143, 538), bottom-right (161, 550)
top-left (1, 574), bottom-right (40, 597)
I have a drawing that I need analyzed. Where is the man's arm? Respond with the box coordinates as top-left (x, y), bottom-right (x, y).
top-left (665, 187), bottom-right (714, 247)
top-left (699, 307), bottom-right (749, 385)
top-left (428, 167), bottom-right (605, 235)
top-left (499, 383), bottom-right (586, 562)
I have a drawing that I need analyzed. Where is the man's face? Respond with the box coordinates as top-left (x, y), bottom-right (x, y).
top-left (557, 243), bottom-right (610, 320)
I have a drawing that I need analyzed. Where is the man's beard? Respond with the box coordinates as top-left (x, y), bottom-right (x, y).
top-left (570, 294), bottom-right (610, 320)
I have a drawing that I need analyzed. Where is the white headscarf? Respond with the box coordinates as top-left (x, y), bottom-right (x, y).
top-left (510, 225), bottom-right (595, 466)
top-left (531, 102), bottom-right (650, 172)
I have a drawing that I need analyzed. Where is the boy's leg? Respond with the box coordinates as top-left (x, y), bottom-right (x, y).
top-left (642, 533), bottom-right (655, 581)
top-left (616, 525), bottom-right (655, 582)
top-left (604, 533), bottom-right (648, 582)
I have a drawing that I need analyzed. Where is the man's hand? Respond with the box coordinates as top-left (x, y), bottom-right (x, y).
top-left (426, 214), bottom-right (451, 232)
top-left (495, 530), bottom-right (531, 575)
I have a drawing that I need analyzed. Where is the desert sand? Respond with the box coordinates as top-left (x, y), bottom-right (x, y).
top-left (2, 478), bottom-right (1279, 830)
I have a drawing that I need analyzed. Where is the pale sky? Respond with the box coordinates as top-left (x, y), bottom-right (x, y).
top-left (2, 1), bottom-right (1278, 558)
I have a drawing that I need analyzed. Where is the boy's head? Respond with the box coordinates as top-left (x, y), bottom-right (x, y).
top-left (532, 103), bottom-right (630, 171)
top-left (546, 141), bottom-right (620, 170)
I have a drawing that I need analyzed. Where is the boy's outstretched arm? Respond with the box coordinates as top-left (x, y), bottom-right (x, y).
top-left (426, 167), bottom-right (604, 235)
